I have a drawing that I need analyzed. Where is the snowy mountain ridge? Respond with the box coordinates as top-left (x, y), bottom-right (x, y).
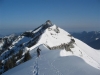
top-left (27, 24), bottom-right (100, 70)
top-left (1, 20), bottom-right (100, 75)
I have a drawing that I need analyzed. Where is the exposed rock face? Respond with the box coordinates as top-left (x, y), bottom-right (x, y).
top-left (46, 20), bottom-right (53, 25)
top-left (47, 25), bottom-right (60, 33)
top-left (44, 38), bottom-right (75, 53)
top-left (54, 26), bottom-right (60, 33)
top-left (42, 20), bottom-right (53, 30)
top-left (64, 39), bottom-right (75, 53)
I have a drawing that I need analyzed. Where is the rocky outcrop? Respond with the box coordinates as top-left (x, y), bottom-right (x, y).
top-left (44, 39), bottom-right (75, 53)
top-left (46, 20), bottom-right (53, 26)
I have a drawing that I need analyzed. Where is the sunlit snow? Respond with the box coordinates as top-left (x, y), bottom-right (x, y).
top-left (2, 23), bottom-right (100, 75)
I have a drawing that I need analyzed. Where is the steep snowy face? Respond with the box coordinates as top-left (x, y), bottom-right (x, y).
top-left (30, 24), bottom-right (100, 70)
top-left (0, 34), bottom-right (18, 51)
top-left (37, 25), bottom-right (71, 47)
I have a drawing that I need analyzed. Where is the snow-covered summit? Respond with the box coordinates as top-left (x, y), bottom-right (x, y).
top-left (35, 24), bottom-right (100, 68)
top-left (23, 21), bottom-right (100, 70)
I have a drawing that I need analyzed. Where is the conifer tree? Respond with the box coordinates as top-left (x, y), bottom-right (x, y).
top-left (11, 55), bottom-right (16, 67)
top-left (24, 51), bottom-right (31, 62)
top-left (18, 50), bottom-right (23, 59)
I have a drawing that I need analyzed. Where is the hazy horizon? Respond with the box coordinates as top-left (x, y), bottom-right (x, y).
top-left (0, 27), bottom-right (100, 36)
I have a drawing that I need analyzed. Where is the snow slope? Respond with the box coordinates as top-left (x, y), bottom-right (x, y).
top-left (28, 25), bottom-right (100, 70)
top-left (2, 22), bottom-right (100, 75)
top-left (2, 45), bottom-right (100, 75)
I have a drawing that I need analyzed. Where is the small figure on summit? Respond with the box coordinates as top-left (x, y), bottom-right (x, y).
top-left (37, 47), bottom-right (41, 57)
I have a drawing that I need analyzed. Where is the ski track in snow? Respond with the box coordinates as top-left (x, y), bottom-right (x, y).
top-left (32, 57), bottom-right (39, 75)
top-left (32, 55), bottom-right (64, 75)
top-left (50, 60), bottom-right (63, 75)
top-left (43, 56), bottom-right (63, 75)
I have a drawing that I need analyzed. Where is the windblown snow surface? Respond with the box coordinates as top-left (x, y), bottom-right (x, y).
top-left (2, 25), bottom-right (100, 75)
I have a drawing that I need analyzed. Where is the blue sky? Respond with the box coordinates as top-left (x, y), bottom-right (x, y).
top-left (0, 0), bottom-right (100, 35)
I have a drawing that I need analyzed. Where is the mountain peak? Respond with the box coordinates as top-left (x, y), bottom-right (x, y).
top-left (46, 20), bottom-right (53, 26)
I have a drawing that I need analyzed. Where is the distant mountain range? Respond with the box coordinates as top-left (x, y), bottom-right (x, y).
top-left (71, 31), bottom-right (100, 49)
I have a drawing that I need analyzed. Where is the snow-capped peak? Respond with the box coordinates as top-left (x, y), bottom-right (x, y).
top-left (28, 23), bottom-right (100, 70)
top-left (46, 20), bottom-right (53, 26)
